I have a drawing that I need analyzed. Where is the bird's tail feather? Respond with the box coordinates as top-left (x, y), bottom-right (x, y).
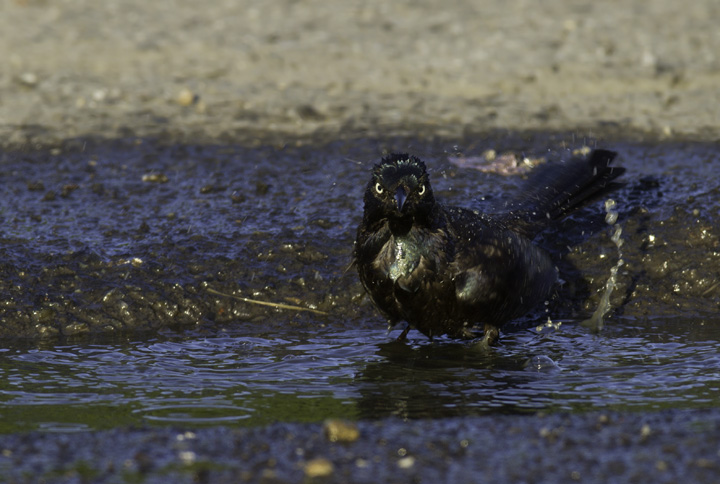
top-left (498, 149), bottom-right (625, 238)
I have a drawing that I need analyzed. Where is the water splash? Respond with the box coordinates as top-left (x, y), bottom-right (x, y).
top-left (582, 199), bottom-right (624, 332)
top-left (535, 316), bottom-right (562, 334)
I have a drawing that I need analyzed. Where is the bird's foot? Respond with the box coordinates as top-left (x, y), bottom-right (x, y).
top-left (482, 324), bottom-right (500, 346)
top-left (468, 324), bottom-right (500, 351)
top-left (396, 324), bottom-right (411, 342)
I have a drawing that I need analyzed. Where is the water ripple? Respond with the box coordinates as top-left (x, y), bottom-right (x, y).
top-left (1, 318), bottom-right (719, 431)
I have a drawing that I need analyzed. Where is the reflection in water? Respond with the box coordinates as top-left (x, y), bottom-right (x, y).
top-left (355, 340), bottom-right (540, 420)
top-left (1, 317), bottom-right (720, 433)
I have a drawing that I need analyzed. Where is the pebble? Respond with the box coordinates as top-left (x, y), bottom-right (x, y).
top-left (18, 72), bottom-right (38, 87)
top-left (397, 456), bottom-right (416, 469)
top-left (304, 457), bottom-right (334, 478)
top-left (142, 173), bottom-right (169, 183)
top-left (323, 419), bottom-right (360, 443)
top-left (177, 88), bottom-right (197, 106)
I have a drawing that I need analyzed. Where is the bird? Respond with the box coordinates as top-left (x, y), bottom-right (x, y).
top-left (354, 149), bottom-right (624, 346)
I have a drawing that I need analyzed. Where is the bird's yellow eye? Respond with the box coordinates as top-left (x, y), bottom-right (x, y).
top-left (418, 184), bottom-right (426, 196)
top-left (375, 182), bottom-right (384, 194)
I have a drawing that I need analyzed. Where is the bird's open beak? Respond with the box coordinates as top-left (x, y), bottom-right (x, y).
top-left (395, 186), bottom-right (407, 212)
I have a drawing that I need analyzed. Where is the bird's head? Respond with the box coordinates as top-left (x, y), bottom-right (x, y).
top-left (363, 153), bottom-right (436, 227)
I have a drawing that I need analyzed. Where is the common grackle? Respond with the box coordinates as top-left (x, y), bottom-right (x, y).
top-left (354, 149), bottom-right (624, 346)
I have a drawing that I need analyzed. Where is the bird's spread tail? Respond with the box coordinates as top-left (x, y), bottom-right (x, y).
top-left (499, 149), bottom-right (625, 238)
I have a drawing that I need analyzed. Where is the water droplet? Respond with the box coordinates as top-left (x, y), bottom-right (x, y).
top-left (525, 355), bottom-right (559, 371)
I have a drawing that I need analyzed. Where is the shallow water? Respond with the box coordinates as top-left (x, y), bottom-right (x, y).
top-left (1, 134), bottom-right (719, 433)
top-left (1, 315), bottom-right (719, 433)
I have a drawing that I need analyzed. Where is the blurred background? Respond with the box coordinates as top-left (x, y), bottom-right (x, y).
top-left (3, 0), bottom-right (720, 145)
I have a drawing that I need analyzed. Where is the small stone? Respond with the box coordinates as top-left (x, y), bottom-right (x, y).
top-left (177, 88), bottom-right (197, 106)
top-left (142, 173), bottom-right (169, 183)
top-left (18, 72), bottom-right (38, 87)
top-left (61, 184), bottom-right (79, 197)
top-left (92, 88), bottom-right (107, 102)
top-left (304, 457), bottom-right (334, 478)
top-left (323, 419), bottom-right (360, 443)
top-left (200, 184), bottom-right (226, 194)
top-left (397, 456), bottom-right (415, 469)
top-left (178, 451), bottom-right (196, 464)
top-left (295, 104), bottom-right (325, 121)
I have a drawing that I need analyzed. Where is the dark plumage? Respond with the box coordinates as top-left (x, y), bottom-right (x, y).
top-left (354, 149), bottom-right (625, 345)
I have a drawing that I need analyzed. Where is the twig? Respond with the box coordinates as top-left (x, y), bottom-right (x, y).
top-left (206, 287), bottom-right (329, 315)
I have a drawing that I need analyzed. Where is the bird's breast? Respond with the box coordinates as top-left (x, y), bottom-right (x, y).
top-left (372, 235), bottom-right (422, 283)
top-left (387, 239), bottom-right (416, 281)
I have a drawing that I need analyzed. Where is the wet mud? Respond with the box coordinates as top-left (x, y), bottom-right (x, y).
top-left (1, 134), bottom-right (718, 340)
top-left (1, 409), bottom-right (719, 483)
top-left (0, 137), bottom-right (359, 338)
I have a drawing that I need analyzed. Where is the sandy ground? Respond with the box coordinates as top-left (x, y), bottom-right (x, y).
top-left (2, 0), bottom-right (720, 146)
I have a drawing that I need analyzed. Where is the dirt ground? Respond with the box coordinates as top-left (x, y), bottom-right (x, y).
top-left (2, 0), bottom-right (720, 146)
top-left (2, 409), bottom-right (720, 483)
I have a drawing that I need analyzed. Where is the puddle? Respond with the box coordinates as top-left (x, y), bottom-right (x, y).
top-left (1, 316), bottom-right (719, 433)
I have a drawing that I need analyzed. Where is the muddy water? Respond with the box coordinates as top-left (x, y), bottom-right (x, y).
top-left (1, 134), bottom-right (719, 433)
top-left (2, 320), bottom-right (719, 434)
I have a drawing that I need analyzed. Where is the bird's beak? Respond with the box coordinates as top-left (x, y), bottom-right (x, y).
top-left (395, 186), bottom-right (407, 212)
